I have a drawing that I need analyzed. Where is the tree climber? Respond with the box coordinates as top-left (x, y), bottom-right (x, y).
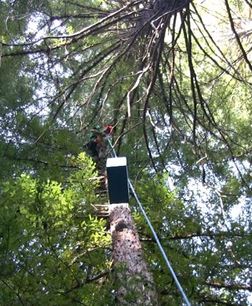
top-left (84, 124), bottom-right (114, 198)
top-left (84, 125), bottom-right (114, 173)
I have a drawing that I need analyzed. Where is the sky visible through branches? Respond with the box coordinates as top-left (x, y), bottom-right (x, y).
top-left (0, 0), bottom-right (252, 304)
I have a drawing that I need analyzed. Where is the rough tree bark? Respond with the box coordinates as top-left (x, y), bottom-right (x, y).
top-left (109, 203), bottom-right (158, 305)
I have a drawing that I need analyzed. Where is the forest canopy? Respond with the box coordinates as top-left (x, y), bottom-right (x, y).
top-left (0, 0), bottom-right (251, 305)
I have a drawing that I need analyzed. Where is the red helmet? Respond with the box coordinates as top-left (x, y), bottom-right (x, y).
top-left (104, 125), bottom-right (114, 135)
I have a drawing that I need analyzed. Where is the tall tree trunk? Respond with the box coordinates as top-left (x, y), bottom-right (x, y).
top-left (109, 203), bottom-right (158, 305)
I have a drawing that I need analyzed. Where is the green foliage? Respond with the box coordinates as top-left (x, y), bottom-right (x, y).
top-left (0, 153), bottom-right (112, 305)
top-left (0, 0), bottom-right (251, 304)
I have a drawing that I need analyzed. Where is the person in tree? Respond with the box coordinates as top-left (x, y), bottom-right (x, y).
top-left (103, 124), bottom-right (114, 136)
top-left (84, 125), bottom-right (114, 174)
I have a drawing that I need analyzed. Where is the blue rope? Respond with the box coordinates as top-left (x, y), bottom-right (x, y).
top-left (106, 137), bottom-right (191, 306)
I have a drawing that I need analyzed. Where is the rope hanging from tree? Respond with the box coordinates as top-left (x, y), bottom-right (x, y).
top-left (106, 137), bottom-right (191, 306)
top-left (84, 127), bottom-right (191, 305)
